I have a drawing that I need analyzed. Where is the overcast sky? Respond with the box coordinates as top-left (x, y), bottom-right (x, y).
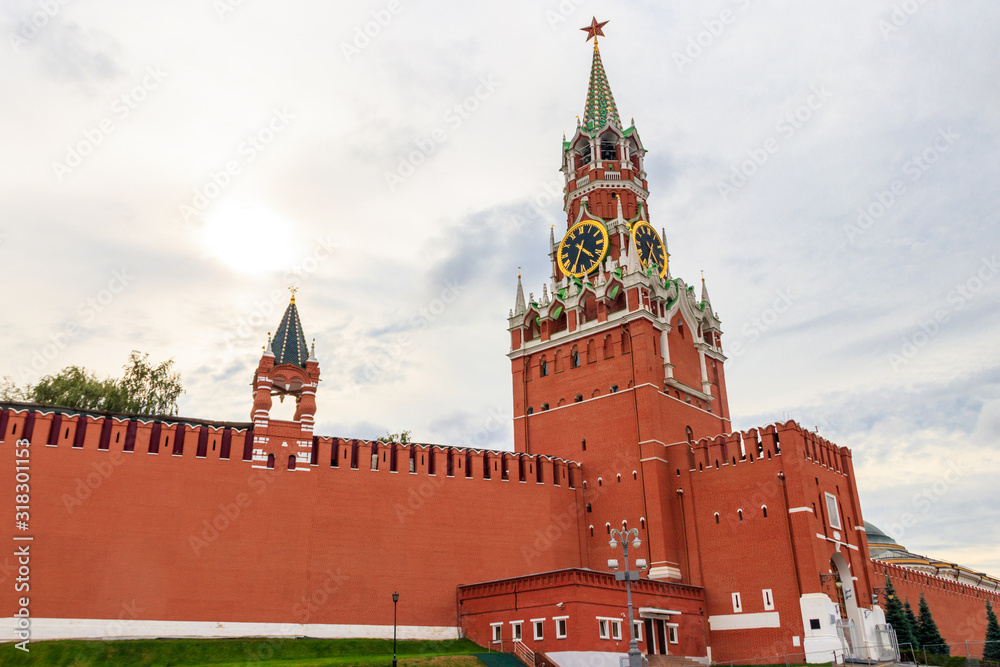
top-left (2, 1), bottom-right (998, 576)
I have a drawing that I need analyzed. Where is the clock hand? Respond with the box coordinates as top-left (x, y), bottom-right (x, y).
top-left (573, 243), bottom-right (585, 269)
top-left (579, 245), bottom-right (594, 258)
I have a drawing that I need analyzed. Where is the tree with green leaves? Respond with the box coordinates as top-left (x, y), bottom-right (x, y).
top-left (377, 430), bottom-right (412, 444)
top-left (882, 578), bottom-right (917, 650)
top-left (916, 593), bottom-right (949, 655)
top-left (985, 601), bottom-right (1000, 662)
top-left (2, 351), bottom-right (184, 416)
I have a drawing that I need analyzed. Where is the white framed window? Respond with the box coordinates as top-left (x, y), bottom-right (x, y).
top-left (633, 621), bottom-right (643, 643)
top-left (532, 619), bottom-right (544, 641)
top-left (511, 621), bottom-right (523, 641)
top-left (611, 619), bottom-right (622, 641)
top-left (667, 624), bottom-right (679, 644)
top-left (555, 616), bottom-right (568, 639)
top-left (491, 623), bottom-right (502, 642)
top-left (732, 592), bottom-right (742, 613)
top-left (825, 493), bottom-right (842, 530)
top-left (763, 589), bottom-right (774, 611)
top-left (599, 619), bottom-right (609, 640)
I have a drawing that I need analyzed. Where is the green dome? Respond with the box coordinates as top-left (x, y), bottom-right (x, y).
top-left (864, 521), bottom-right (897, 546)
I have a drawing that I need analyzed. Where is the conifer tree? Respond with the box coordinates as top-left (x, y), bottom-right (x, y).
top-left (883, 579), bottom-right (917, 650)
top-left (916, 594), bottom-right (949, 655)
top-left (984, 601), bottom-right (1000, 663)
top-left (904, 599), bottom-right (920, 641)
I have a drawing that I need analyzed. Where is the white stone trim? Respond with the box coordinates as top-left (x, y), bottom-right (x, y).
top-left (0, 617), bottom-right (458, 641)
top-left (707, 612), bottom-right (780, 631)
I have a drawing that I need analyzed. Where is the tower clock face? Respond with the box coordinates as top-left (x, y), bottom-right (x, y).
top-left (631, 222), bottom-right (667, 276)
top-left (558, 220), bottom-right (609, 278)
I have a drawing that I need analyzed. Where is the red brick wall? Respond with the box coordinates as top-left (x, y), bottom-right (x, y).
top-left (0, 407), bottom-right (585, 629)
top-left (459, 569), bottom-right (707, 658)
top-left (875, 561), bottom-right (1000, 655)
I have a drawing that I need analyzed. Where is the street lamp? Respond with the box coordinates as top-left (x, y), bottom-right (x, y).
top-left (609, 526), bottom-right (647, 667)
top-left (392, 591), bottom-right (399, 667)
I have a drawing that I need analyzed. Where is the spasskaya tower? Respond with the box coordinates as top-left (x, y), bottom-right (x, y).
top-left (507, 18), bottom-right (732, 584)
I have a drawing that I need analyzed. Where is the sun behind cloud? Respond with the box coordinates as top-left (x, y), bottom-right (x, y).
top-left (201, 200), bottom-right (300, 274)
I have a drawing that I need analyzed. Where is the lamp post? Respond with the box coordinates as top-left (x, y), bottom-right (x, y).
top-left (609, 526), bottom-right (647, 667)
top-left (392, 591), bottom-right (399, 667)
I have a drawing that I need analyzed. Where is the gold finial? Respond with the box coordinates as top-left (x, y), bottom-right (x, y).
top-left (518, 266), bottom-right (522, 278)
top-left (289, 286), bottom-right (298, 303)
top-left (701, 270), bottom-right (705, 281)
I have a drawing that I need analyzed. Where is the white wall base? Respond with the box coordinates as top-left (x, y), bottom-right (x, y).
top-left (0, 617), bottom-right (459, 642)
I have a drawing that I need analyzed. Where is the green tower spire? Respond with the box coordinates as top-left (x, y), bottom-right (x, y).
top-left (581, 19), bottom-right (622, 132)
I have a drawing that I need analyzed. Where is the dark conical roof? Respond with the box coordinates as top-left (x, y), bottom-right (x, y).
top-left (271, 296), bottom-right (309, 367)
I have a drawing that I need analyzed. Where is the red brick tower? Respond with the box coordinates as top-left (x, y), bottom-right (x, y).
top-left (250, 291), bottom-right (320, 471)
top-left (508, 24), bottom-right (731, 586)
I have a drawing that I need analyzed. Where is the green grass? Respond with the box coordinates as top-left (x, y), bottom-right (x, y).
top-left (0, 637), bottom-right (484, 667)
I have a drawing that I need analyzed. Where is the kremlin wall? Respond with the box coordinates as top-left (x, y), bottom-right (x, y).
top-left (3, 20), bottom-right (999, 666)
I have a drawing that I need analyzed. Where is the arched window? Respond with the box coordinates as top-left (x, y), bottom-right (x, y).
top-left (540, 359), bottom-right (548, 377)
top-left (288, 454), bottom-right (296, 470)
top-left (738, 509), bottom-right (743, 522)
top-left (575, 394), bottom-right (583, 402)
top-left (541, 403), bottom-right (549, 411)
top-left (526, 407), bottom-right (533, 415)
top-left (600, 138), bottom-right (616, 161)
top-left (604, 335), bottom-right (613, 359)
top-left (686, 426), bottom-right (694, 443)
top-left (586, 339), bottom-right (596, 362)
top-left (589, 525), bottom-right (594, 536)
top-left (714, 513), bottom-right (720, 524)
top-left (267, 453), bottom-right (275, 469)
top-left (762, 505), bottom-right (768, 518)
top-left (571, 348), bottom-right (581, 368)
top-left (605, 523), bottom-right (611, 534)
top-left (620, 330), bottom-right (631, 353)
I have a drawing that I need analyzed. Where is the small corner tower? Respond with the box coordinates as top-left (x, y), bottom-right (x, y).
top-left (250, 289), bottom-right (320, 471)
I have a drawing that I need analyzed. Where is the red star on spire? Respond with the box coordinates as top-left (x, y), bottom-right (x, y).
top-left (581, 17), bottom-right (609, 42)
